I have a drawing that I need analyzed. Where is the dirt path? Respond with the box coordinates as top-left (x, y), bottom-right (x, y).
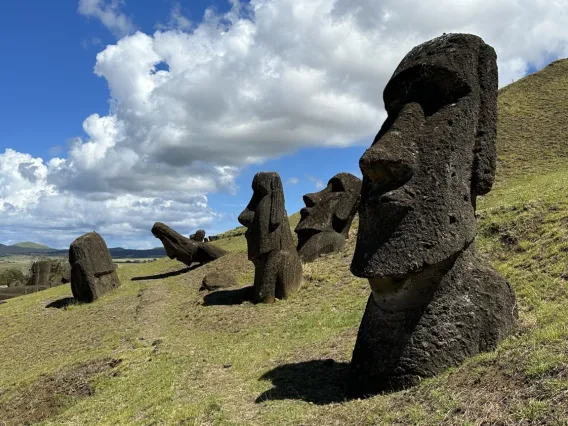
top-left (134, 278), bottom-right (172, 344)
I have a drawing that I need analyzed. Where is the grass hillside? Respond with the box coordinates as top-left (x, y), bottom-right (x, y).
top-left (10, 242), bottom-right (53, 250)
top-left (1, 60), bottom-right (568, 425)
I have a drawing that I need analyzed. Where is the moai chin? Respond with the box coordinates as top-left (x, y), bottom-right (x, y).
top-left (348, 33), bottom-right (517, 395)
top-left (69, 232), bottom-right (120, 303)
top-left (295, 173), bottom-right (361, 262)
top-left (238, 172), bottom-right (302, 303)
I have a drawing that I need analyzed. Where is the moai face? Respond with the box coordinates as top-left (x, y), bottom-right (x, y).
top-left (238, 172), bottom-right (285, 261)
top-left (295, 173), bottom-right (361, 251)
top-left (351, 33), bottom-right (498, 282)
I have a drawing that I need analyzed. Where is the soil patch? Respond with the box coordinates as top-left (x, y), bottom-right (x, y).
top-left (0, 358), bottom-right (121, 426)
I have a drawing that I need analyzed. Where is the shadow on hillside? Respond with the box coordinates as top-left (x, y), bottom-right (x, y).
top-left (255, 359), bottom-right (351, 405)
top-left (202, 286), bottom-right (253, 306)
top-left (46, 297), bottom-right (76, 309)
top-left (131, 264), bottom-right (203, 281)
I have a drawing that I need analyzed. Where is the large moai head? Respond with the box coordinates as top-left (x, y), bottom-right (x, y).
top-left (238, 172), bottom-right (294, 261)
top-left (351, 33), bottom-right (498, 281)
top-left (69, 232), bottom-right (120, 303)
top-left (347, 33), bottom-right (516, 396)
top-left (295, 173), bottom-right (362, 262)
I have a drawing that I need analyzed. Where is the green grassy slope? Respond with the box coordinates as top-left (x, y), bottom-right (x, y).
top-left (1, 61), bottom-right (568, 425)
top-left (10, 242), bottom-right (53, 250)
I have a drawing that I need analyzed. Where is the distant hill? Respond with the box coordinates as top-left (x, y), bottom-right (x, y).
top-left (10, 242), bottom-right (54, 250)
top-left (496, 58), bottom-right (568, 181)
top-left (0, 243), bottom-right (166, 259)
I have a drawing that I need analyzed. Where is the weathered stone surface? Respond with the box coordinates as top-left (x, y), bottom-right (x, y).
top-left (238, 172), bottom-right (302, 303)
top-left (295, 173), bottom-right (361, 262)
top-left (208, 235), bottom-right (219, 242)
top-left (200, 271), bottom-right (237, 291)
top-left (152, 222), bottom-right (227, 266)
top-left (348, 33), bottom-right (517, 395)
top-left (27, 260), bottom-right (51, 287)
top-left (69, 232), bottom-right (120, 303)
top-left (190, 229), bottom-right (206, 242)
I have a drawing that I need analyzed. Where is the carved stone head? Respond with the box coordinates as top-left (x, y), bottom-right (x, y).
top-left (295, 173), bottom-right (361, 261)
top-left (351, 33), bottom-right (498, 280)
top-left (238, 172), bottom-right (293, 261)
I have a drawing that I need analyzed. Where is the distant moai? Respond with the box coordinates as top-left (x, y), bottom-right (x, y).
top-left (190, 229), bottom-right (206, 242)
top-left (69, 232), bottom-right (120, 303)
top-left (295, 173), bottom-right (361, 262)
top-left (152, 222), bottom-right (227, 267)
top-left (348, 33), bottom-right (517, 395)
top-left (27, 260), bottom-right (51, 287)
top-left (238, 172), bottom-right (302, 303)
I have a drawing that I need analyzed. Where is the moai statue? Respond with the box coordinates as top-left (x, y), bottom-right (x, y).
top-left (238, 172), bottom-right (302, 303)
top-left (348, 33), bottom-right (517, 395)
top-left (295, 173), bottom-right (361, 262)
top-left (152, 222), bottom-right (227, 267)
top-left (27, 260), bottom-right (51, 287)
top-left (190, 229), bottom-right (206, 242)
top-left (69, 232), bottom-right (120, 303)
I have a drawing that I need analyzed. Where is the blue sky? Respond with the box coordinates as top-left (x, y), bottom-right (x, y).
top-left (1, 0), bottom-right (567, 248)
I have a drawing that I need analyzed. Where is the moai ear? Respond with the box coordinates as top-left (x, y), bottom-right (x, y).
top-left (269, 175), bottom-right (284, 231)
top-left (334, 194), bottom-right (359, 222)
top-left (471, 42), bottom-right (498, 203)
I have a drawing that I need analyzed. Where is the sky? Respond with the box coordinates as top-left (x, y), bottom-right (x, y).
top-left (1, 0), bottom-right (568, 249)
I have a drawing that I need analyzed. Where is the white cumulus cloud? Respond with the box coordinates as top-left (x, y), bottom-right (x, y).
top-left (78, 0), bottom-right (135, 37)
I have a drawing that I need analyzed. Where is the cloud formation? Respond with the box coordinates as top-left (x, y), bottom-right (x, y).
top-left (3, 0), bottom-right (568, 247)
top-left (78, 0), bottom-right (135, 37)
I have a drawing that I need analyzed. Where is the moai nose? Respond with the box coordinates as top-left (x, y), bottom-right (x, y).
top-left (303, 193), bottom-right (317, 207)
top-left (238, 209), bottom-right (254, 227)
top-left (359, 141), bottom-right (414, 188)
top-left (359, 103), bottom-right (422, 189)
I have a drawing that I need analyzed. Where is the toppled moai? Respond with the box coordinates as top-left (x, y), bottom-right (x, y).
top-left (190, 229), bottom-right (206, 242)
top-left (27, 260), bottom-right (51, 287)
top-left (152, 222), bottom-right (227, 267)
top-left (238, 172), bottom-right (302, 303)
top-left (348, 33), bottom-right (517, 395)
top-left (295, 173), bottom-right (361, 262)
top-left (69, 232), bottom-right (120, 303)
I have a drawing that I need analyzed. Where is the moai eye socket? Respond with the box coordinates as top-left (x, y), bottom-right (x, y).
top-left (384, 65), bottom-right (471, 117)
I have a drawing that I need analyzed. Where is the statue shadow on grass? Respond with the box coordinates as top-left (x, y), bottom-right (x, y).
top-left (202, 285), bottom-right (254, 306)
top-left (255, 359), bottom-right (351, 405)
top-left (131, 264), bottom-right (203, 281)
top-left (46, 297), bottom-right (76, 309)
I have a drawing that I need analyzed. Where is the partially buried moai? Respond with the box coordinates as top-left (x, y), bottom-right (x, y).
top-left (348, 33), bottom-right (517, 395)
top-left (69, 232), bottom-right (120, 303)
top-left (238, 172), bottom-right (302, 303)
top-left (295, 173), bottom-right (361, 262)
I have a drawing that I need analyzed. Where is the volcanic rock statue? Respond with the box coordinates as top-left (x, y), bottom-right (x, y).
top-left (348, 33), bottom-right (517, 395)
top-left (152, 222), bottom-right (227, 267)
top-left (27, 260), bottom-right (51, 287)
top-left (190, 229), bottom-right (206, 242)
top-left (69, 232), bottom-right (120, 303)
top-left (295, 173), bottom-right (361, 262)
top-left (238, 172), bottom-right (302, 303)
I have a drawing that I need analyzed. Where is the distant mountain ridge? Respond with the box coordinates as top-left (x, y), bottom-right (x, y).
top-left (0, 242), bottom-right (166, 258)
top-left (10, 242), bottom-right (54, 250)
